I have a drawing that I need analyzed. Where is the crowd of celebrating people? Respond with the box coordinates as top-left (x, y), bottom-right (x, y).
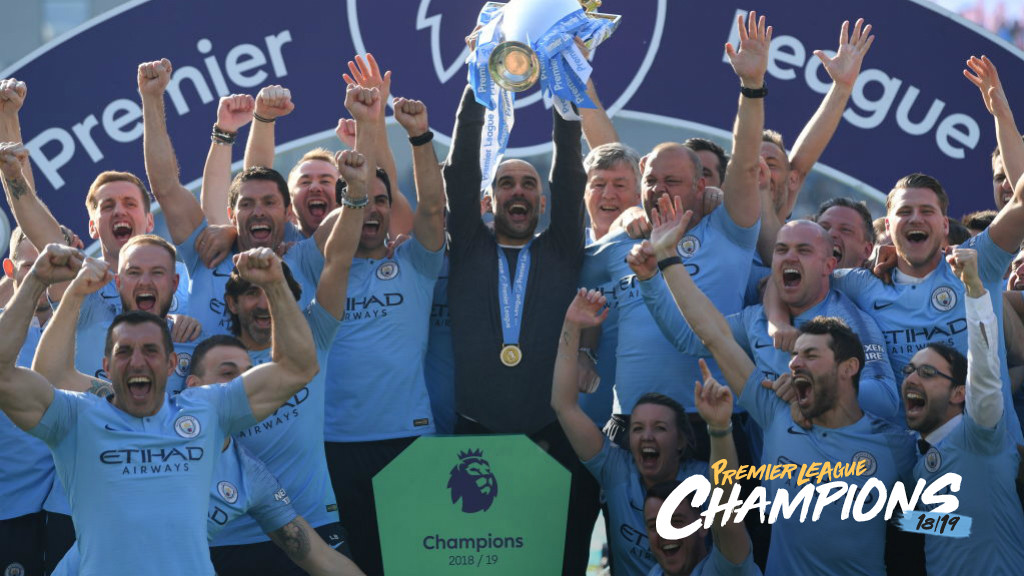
top-left (0, 9), bottom-right (1023, 576)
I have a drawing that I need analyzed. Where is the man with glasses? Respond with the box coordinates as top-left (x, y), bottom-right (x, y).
top-left (902, 247), bottom-right (1024, 575)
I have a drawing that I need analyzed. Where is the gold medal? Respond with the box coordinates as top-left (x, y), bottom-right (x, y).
top-left (500, 344), bottom-right (522, 367)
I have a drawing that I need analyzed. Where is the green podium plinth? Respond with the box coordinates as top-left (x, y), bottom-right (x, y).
top-left (374, 435), bottom-right (570, 575)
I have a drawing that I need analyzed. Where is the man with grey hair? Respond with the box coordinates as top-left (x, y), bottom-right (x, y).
top-left (583, 143), bottom-right (643, 243)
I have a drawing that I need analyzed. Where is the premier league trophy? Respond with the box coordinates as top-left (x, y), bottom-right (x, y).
top-left (467, 0), bottom-right (620, 190)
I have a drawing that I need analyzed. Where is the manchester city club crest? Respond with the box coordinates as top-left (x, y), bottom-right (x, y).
top-left (852, 451), bottom-right (877, 476)
top-left (376, 261), bottom-right (399, 281)
top-left (676, 235), bottom-right (701, 258)
top-left (4, 563), bottom-right (24, 576)
top-left (218, 481), bottom-right (239, 504)
top-left (930, 286), bottom-right (957, 312)
top-left (175, 352), bottom-right (192, 377)
top-left (924, 447), bottom-right (942, 473)
top-left (447, 449), bottom-right (498, 513)
top-left (174, 415), bottom-right (201, 439)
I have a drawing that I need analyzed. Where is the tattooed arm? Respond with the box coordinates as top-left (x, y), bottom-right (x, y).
top-left (0, 143), bottom-right (66, 253)
top-left (269, 516), bottom-right (367, 576)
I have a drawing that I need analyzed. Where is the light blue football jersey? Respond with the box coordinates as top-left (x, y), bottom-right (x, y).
top-left (642, 282), bottom-right (900, 423)
top-left (52, 437), bottom-right (298, 576)
top-left (0, 318), bottom-right (55, 520)
top-left (583, 438), bottom-right (707, 576)
top-left (831, 230), bottom-right (1022, 441)
top-left (580, 206), bottom-right (758, 414)
top-left (323, 237), bottom-right (443, 442)
top-left (212, 301), bottom-right (340, 546)
top-left (915, 410), bottom-right (1024, 575)
top-left (29, 379), bottom-right (255, 575)
top-left (425, 254), bottom-right (455, 434)
top-left (740, 373), bottom-right (916, 576)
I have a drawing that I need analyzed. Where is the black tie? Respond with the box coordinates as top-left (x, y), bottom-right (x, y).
top-left (918, 439), bottom-right (931, 455)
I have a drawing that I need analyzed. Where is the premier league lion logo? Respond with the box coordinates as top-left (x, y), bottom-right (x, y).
top-left (447, 449), bottom-right (498, 513)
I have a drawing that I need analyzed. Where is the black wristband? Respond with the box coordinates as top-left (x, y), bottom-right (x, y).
top-left (211, 124), bottom-right (237, 145)
top-left (657, 256), bottom-right (683, 271)
top-left (408, 130), bottom-right (434, 146)
top-left (253, 112), bottom-right (276, 123)
top-left (740, 82), bottom-right (768, 99)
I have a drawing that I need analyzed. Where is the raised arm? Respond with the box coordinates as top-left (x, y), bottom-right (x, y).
top-left (309, 83), bottom-right (381, 253)
top-left (548, 104), bottom-right (587, 251)
top-left (203, 94), bottom-right (255, 225)
top-left (139, 58), bottom-right (205, 244)
top-left (785, 19), bottom-right (874, 218)
top-left (948, 247), bottom-right (1003, 428)
top-left (243, 85), bottom-right (294, 170)
top-left (269, 515), bottom-right (367, 576)
top-left (237, 248), bottom-right (318, 420)
top-left (721, 10), bottom-right (771, 229)
top-left (581, 77), bottom-right (619, 149)
top-left (393, 98), bottom-right (445, 251)
top-left (965, 56), bottom-right (1024, 252)
top-left (316, 150), bottom-right (370, 319)
top-left (635, 195), bottom-right (757, 395)
top-left (0, 143), bottom-right (67, 251)
top-left (694, 359), bottom-right (752, 565)
top-left (32, 257), bottom-right (113, 396)
top-left (443, 86), bottom-right (486, 242)
top-left (343, 54), bottom-right (413, 236)
top-left (551, 289), bottom-right (610, 462)
top-left (0, 244), bottom-right (83, 430)
top-left (0, 78), bottom-right (35, 189)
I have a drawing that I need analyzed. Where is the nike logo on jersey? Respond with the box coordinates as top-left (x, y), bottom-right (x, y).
top-left (754, 341), bottom-right (772, 349)
top-left (872, 302), bottom-right (894, 310)
top-left (105, 424), bottom-right (118, 431)
top-left (212, 268), bottom-right (232, 277)
top-left (787, 426), bottom-right (810, 435)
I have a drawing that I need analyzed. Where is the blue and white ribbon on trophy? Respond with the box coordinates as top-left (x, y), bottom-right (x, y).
top-left (467, 2), bottom-right (618, 194)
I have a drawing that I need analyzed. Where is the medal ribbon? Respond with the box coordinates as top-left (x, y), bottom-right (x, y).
top-left (497, 242), bottom-right (532, 348)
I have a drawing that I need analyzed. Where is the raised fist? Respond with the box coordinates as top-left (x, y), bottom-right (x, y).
top-left (335, 149), bottom-right (371, 198)
top-left (344, 84), bottom-right (381, 123)
top-left (0, 142), bottom-right (28, 178)
top-left (30, 244), bottom-right (86, 286)
top-left (393, 97), bottom-right (429, 137)
top-left (254, 85), bottom-right (294, 120)
top-left (67, 257), bottom-right (112, 297)
top-left (233, 247), bottom-right (284, 286)
top-left (334, 117), bottom-right (356, 149)
top-left (0, 78), bottom-right (27, 116)
top-left (137, 58), bottom-right (172, 97)
top-left (216, 94), bottom-right (256, 133)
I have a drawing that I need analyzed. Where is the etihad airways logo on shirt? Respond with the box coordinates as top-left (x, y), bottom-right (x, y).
top-left (100, 446), bottom-right (205, 476)
top-left (345, 292), bottom-right (405, 320)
